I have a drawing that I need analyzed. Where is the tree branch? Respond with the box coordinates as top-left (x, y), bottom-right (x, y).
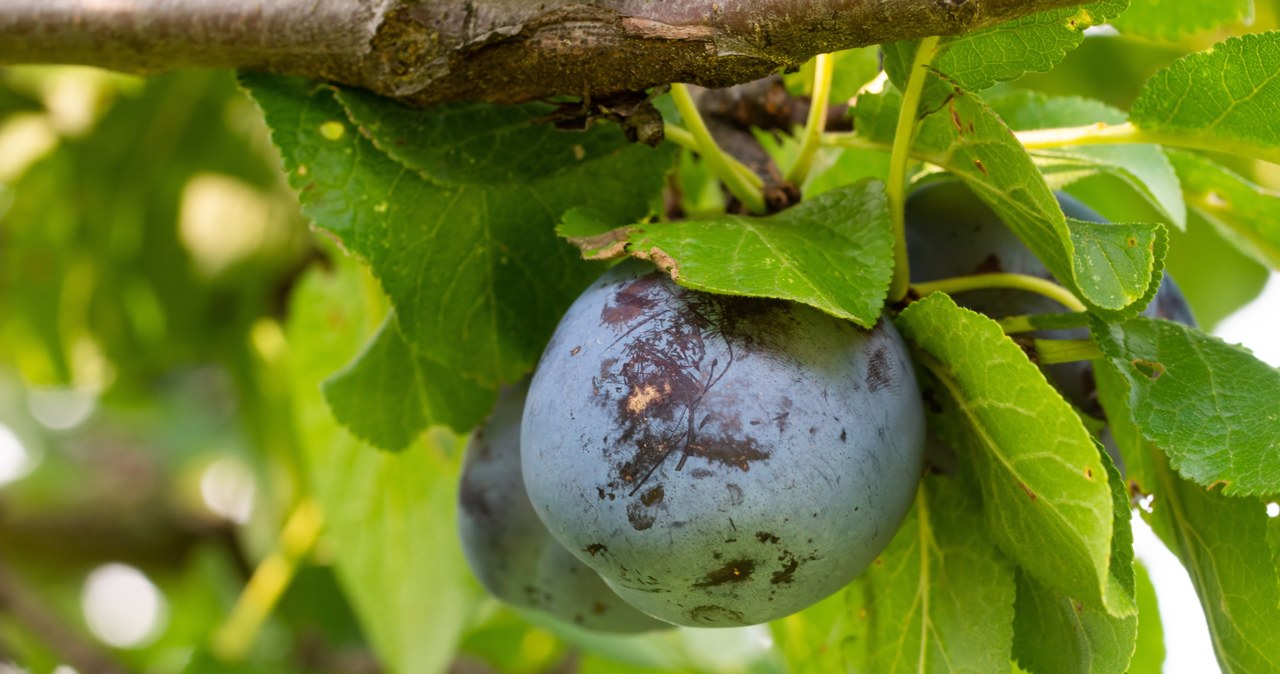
top-left (0, 0), bottom-right (1083, 106)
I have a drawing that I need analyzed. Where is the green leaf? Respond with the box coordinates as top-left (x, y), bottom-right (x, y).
top-left (1113, 0), bottom-right (1253, 39)
top-left (771, 586), bottom-right (868, 674)
top-left (559, 180), bottom-right (894, 327)
top-left (1129, 563), bottom-right (1166, 674)
top-left (1098, 363), bottom-right (1280, 674)
top-left (896, 295), bottom-right (1126, 621)
top-left (1130, 32), bottom-right (1280, 165)
top-left (242, 74), bottom-right (672, 385)
top-left (1067, 217), bottom-right (1166, 311)
top-left (321, 313), bottom-right (497, 452)
top-left (855, 88), bottom-right (1161, 317)
top-left (285, 257), bottom-right (481, 674)
top-left (1011, 447), bottom-right (1138, 674)
top-left (1167, 149), bottom-right (1280, 270)
top-left (896, 294), bottom-right (1124, 617)
top-left (1, 71), bottom-right (297, 387)
top-left (1062, 172), bottom-right (1270, 330)
top-left (990, 92), bottom-right (1185, 230)
top-left (1094, 316), bottom-right (1280, 496)
top-left (883, 1), bottom-right (1127, 112)
top-left (863, 475), bottom-right (1016, 673)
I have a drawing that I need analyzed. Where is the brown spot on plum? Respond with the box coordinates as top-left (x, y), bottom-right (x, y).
top-left (596, 274), bottom-right (794, 493)
top-left (690, 467), bottom-right (713, 479)
top-left (840, 429), bottom-right (847, 442)
top-left (640, 484), bottom-right (665, 506)
top-left (772, 554), bottom-right (800, 585)
top-left (692, 560), bottom-right (756, 588)
top-left (725, 483), bottom-right (744, 506)
top-left (600, 274), bottom-right (663, 326)
top-left (598, 357), bottom-right (618, 380)
top-left (627, 502), bottom-right (656, 530)
top-left (570, 346), bottom-right (582, 356)
top-left (627, 383), bottom-right (669, 413)
top-left (866, 345), bottom-right (894, 392)
top-left (688, 605), bottom-right (745, 625)
top-left (755, 531), bottom-right (779, 544)
top-left (584, 543), bottom-right (608, 556)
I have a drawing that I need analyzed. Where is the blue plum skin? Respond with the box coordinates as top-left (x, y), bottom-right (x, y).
top-left (457, 380), bottom-right (670, 633)
top-left (521, 260), bottom-right (925, 627)
top-left (906, 179), bottom-right (1195, 415)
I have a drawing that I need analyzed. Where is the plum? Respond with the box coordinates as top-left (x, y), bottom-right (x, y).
top-left (521, 260), bottom-right (925, 627)
top-left (457, 379), bottom-right (670, 633)
top-left (905, 178), bottom-right (1195, 415)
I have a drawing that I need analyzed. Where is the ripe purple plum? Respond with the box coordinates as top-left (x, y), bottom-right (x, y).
top-left (458, 380), bottom-right (670, 633)
top-left (522, 260), bottom-right (925, 627)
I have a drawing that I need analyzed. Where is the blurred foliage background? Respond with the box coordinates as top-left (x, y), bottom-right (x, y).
top-left (1, 5), bottom-right (1278, 673)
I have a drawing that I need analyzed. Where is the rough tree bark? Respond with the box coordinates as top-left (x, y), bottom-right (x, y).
top-left (1, 0), bottom-right (1083, 106)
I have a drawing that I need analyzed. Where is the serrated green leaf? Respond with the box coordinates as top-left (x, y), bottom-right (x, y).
top-left (1167, 149), bottom-right (1280, 270)
top-left (242, 74), bottom-right (672, 385)
top-left (559, 180), bottom-right (894, 327)
top-left (863, 475), bottom-right (1016, 673)
top-left (1068, 217), bottom-right (1166, 310)
top-left (990, 92), bottom-right (1185, 229)
top-left (1130, 32), bottom-right (1280, 166)
top-left (1011, 447), bottom-right (1138, 674)
top-left (854, 88), bottom-right (1160, 317)
top-left (285, 258), bottom-right (481, 674)
top-left (1098, 363), bottom-right (1280, 674)
top-left (321, 313), bottom-right (497, 452)
top-left (1112, 0), bottom-right (1253, 39)
top-left (1063, 173), bottom-right (1269, 329)
top-left (1093, 316), bottom-right (1280, 495)
top-left (883, 1), bottom-right (1127, 113)
top-left (896, 293), bottom-right (1123, 618)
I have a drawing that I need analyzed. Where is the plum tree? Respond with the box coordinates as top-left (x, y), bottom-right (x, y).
top-left (521, 260), bottom-right (925, 627)
top-left (457, 380), bottom-right (670, 633)
top-left (905, 178), bottom-right (1195, 415)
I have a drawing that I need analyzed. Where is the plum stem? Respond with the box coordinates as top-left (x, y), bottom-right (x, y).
top-left (888, 35), bottom-right (941, 303)
top-left (1034, 338), bottom-right (1103, 364)
top-left (821, 131), bottom-right (894, 153)
top-left (996, 312), bottom-right (1090, 334)
top-left (912, 273), bottom-right (1088, 313)
top-left (787, 52), bottom-right (835, 187)
top-left (664, 122), bottom-right (763, 190)
top-left (1016, 122), bottom-right (1280, 164)
top-left (211, 499), bottom-right (324, 661)
top-left (670, 83), bottom-right (768, 214)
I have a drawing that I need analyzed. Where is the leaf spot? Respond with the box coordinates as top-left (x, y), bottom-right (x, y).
top-left (319, 120), bottom-right (346, 140)
top-left (1131, 359), bottom-right (1165, 380)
